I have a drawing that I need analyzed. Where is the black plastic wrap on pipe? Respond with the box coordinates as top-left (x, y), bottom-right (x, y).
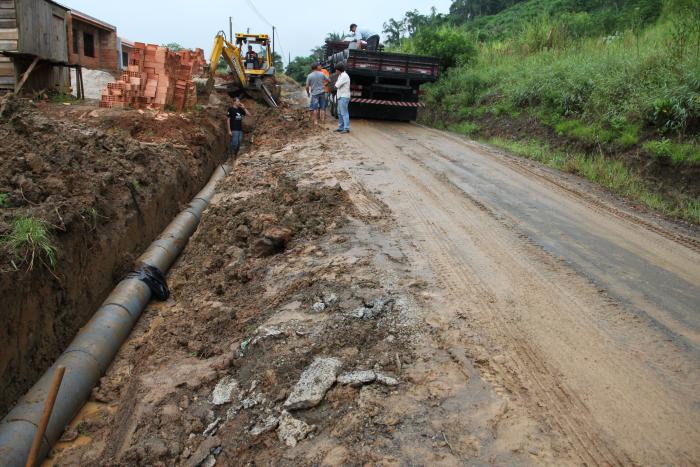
top-left (0, 163), bottom-right (230, 467)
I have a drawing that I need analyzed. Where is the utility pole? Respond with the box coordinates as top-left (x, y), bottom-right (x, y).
top-left (229, 17), bottom-right (232, 41)
top-left (272, 25), bottom-right (276, 60)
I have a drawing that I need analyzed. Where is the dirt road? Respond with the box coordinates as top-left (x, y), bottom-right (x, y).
top-left (47, 111), bottom-right (699, 466)
top-left (336, 120), bottom-right (700, 464)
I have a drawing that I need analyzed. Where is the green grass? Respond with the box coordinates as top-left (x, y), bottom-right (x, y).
top-left (0, 193), bottom-right (8, 208)
top-left (642, 139), bottom-right (700, 164)
top-left (2, 217), bottom-right (57, 270)
top-left (48, 92), bottom-right (77, 104)
top-left (486, 136), bottom-right (699, 223)
top-left (552, 118), bottom-right (614, 144)
top-left (449, 121), bottom-right (480, 135)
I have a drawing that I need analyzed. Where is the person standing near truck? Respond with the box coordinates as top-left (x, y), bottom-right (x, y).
top-left (334, 63), bottom-right (351, 133)
top-left (227, 97), bottom-right (250, 157)
top-left (320, 66), bottom-right (331, 116)
top-left (305, 63), bottom-right (328, 126)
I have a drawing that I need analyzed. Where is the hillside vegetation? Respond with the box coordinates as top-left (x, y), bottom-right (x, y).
top-left (386, 0), bottom-right (700, 223)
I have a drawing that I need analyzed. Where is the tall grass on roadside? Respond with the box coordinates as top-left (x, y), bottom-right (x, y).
top-left (2, 217), bottom-right (57, 270)
top-left (485, 137), bottom-right (699, 223)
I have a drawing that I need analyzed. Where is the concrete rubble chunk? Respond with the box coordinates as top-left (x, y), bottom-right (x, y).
top-left (250, 415), bottom-right (280, 436)
top-left (337, 370), bottom-right (376, 387)
top-left (277, 411), bottom-right (313, 447)
top-left (203, 417), bottom-right (222, 437)
top-left (211, 376), bottom-right (239, 405)
top-left (185, 436), bottom-right (221, 467)
top-left (352, 297), bottom-right (394, 320)
top-left (376, 373), bottom-right (399, 386)
top-left (241, 392), bottom-right (264, 409)
top-left (202, 455), bottom-right (216, 467)
top-left (311, 301), bottom-right (326, 313)
top-left (283, 357), bottom-right (342, 410)
top-left (251, 326), bottom-right (284, 345)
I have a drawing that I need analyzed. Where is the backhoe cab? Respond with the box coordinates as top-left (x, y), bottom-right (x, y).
top-left (209, 31), bottom-right (279, 107)
top-left (236, 33), bottom-right (274, 78)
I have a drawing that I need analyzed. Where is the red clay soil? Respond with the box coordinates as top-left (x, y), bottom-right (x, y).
top-left (0, 94), bottom-right (229, 417)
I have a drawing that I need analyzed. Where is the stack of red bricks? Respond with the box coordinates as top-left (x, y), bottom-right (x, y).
top-left (100, 43), bottom-right (203, 111)
top-left (176, 48), bottom-right (206, 77)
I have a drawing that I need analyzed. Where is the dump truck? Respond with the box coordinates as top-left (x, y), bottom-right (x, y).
top-left (324, 41), bottom-right (439, 121)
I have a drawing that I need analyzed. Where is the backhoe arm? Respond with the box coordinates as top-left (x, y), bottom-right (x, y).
top-left (209, 32), bottom-right (248, 88)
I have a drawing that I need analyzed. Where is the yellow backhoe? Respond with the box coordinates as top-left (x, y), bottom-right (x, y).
top-left (209, 31), bottom-right (280, 107)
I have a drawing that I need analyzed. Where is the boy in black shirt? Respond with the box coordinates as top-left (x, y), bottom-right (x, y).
top-left (227, 98), bottom-right (250, 156)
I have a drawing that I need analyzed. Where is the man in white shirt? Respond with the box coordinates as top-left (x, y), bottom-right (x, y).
top-left (334, 63), bottom-right (351, 133)
top-left (348, 24), bottom-right (380, 51)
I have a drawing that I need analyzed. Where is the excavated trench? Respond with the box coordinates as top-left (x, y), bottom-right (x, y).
top-left (0, 99), bottom-right (229, 418)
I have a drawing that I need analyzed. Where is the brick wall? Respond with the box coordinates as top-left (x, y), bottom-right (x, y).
top-left (66, 13), bottom-right (118, 72)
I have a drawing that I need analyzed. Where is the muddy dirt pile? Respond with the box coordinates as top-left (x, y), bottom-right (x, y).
top-left (47, 133), bottom-right (445, 466)
top-left (0, 93), bottom-right (228, 417)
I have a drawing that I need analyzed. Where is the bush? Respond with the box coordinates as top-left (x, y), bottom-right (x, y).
top-left (407, 26), bottom-right (477, 70)
top-left (642, 139), bottom-right (700, 164)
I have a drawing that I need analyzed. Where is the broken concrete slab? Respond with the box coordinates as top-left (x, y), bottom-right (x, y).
top-left (211, 376), bottom-right (239, 405)
top-left (277, 411), bottom-right (313, 447)
top-left (283, 357), bottom-right (342, 410)
top-left (337, 370), bottom-right (376, 387)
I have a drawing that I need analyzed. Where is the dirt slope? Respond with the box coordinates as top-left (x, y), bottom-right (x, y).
top-left (0, 95), bottom-right (229, 417)
top-left (46, 115), bottom-right (699, 465)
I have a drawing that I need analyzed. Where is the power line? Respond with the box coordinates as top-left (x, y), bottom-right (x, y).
top-left (244, 0), bottom-right (273, 28)
top-left (243, 0), bottom-right (285, 66)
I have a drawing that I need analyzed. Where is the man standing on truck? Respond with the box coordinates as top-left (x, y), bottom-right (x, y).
top-left (227, 97), bottom-right (250, 157)
top-left (305, 63), bottom-right (328, 127)
top-left (348, 23), bottom-right (380, 51)
top-left (334, 63), bottom-right (351, 133)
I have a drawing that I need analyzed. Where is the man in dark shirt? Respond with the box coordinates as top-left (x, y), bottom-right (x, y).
top-left (227, 98), bottom-right (250, 157)
top-left (244, 45), bottom-right (258, 69)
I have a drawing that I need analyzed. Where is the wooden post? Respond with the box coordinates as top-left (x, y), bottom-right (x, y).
top-left (74, 66), bottom-right (81, 99)
top-left (14, 56), bottom-right (40, 94)
top-left (24, 366), bottom-right (66, 467)
top-left (77, 65), bottom-right (85, 100)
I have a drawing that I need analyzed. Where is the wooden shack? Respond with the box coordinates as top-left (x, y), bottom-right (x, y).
top-left (0, 0), bottom-right (70, 92)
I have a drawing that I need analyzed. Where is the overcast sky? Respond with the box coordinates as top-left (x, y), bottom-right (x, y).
top-left (62, 0), bottom-right (452, 66)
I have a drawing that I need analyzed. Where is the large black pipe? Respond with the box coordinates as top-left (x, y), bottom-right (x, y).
top-left (0, 162), bottom-right (231, 466)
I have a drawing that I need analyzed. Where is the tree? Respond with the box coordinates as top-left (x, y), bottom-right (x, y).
top-left (162, 42), bottom-right (184, 51)
top-left (286, 55), bottom-right (315, 83)
top-left (271, 52), bottom-right (283, 71)
top-left (448, 0), bottom-right (526, 21)
top-left (326, 32), bottom-right (345, 41)
top-left (383, 17), bottom-right (407, 46)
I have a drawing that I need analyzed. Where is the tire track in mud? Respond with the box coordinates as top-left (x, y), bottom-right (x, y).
top-left (414, 124), bottom-right (700, 255)
top-left (347, 122), bottom-right (699, 465)
top-left (397, 169), bottom-right (628, 466)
